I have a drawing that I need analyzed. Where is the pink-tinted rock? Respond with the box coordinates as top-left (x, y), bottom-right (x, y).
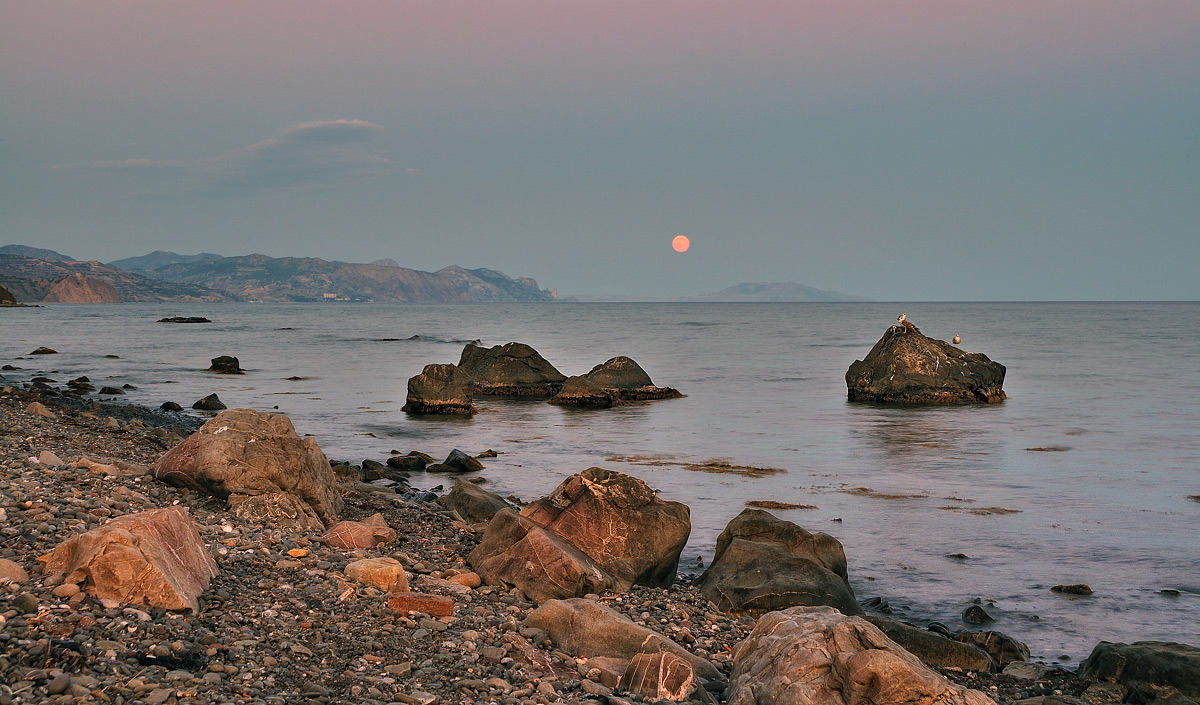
top-left (0, 559), bottom-right (29, 584)
top-left (618, 652), bottom-right (698, 701)
top-left (152, 408), bottom-right (342, 527)
top-left (43, 506), bottom-right (218, 612)
top-left (323, 514), bottom-right (397, 548)
top-left (728, 606), bottom-right (996, 705)
top-left (386, 592), bottom-right (454, 617)
top-left (467, 509), bottom-right (621, 601)
top-left (345, 557), bottom-right (409, 592)
top-left (520, 467), bottom-right (690, 588)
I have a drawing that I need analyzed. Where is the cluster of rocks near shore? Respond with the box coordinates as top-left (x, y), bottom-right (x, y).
top-left (3, 326), bottom-right (1198, 705)
top-left (402, 342), bottom-right (683, 415)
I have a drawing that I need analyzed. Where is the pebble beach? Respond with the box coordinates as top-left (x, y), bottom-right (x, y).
top-left (0, 384), bottom-right (1112, 705)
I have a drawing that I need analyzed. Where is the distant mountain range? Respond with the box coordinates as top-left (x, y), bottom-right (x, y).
top-left (0, 245), bottom-right (556, 303)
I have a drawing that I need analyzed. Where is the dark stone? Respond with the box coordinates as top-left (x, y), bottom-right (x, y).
top-left (584, 356), bottom-right (683, 401)
top-left (158, 316), bottom-right (211, 323)
top-left (387, 454), bottom-right (428, 472)
top-left (0, 284), bottom-right (15, 305)
top-left (1051, 584), bottom-right (1093, 595)
top-left (1079, 641), bottom-right (1200, 699)
top-left (846, 323), bottom-right (1006, 404)
top-left (160, 401), bottom-right (183, 411)
top-left (547, 376), bottom-right (618, 408)
top-left (207, 355), bottom-right (245, 374)
top-left (30, 347), bottom-right (58, 355)
top-left (439, 478), bottom-right (512, 524)
top-left (443, 448), bottom-right (485, 473)
top-left (864, 616), bottom-right (995, 672)
top-left (401, 363), bottom-right (477, 415)
top-left (458, 341), bottom-right (566, 397)
top-left (963, 604), bottom-right (995, 624)
top-left (360, 459), bottom-right (388, 481)
top-left (957, 630), bottom-right (1030, 668)
top-left (696, 508), bottom-right (862, 617)
top-left (191, 393), bottom-right (227, 411)
top-left (98, 386), bottom-right (125, 395)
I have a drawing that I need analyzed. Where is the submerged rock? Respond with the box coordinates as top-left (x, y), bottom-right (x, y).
top-left (458, 341), bottom-right (566, 396)
top-left (846, 323), bottom-right (1005, 404)
top-left (547, 375), bottom-right (618, 408)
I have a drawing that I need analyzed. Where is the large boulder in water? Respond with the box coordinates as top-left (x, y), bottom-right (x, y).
top-left (402, 363), bottom-right (477, 415)
top-left (846, 323), bottom-right (1005, 404)
top-left (1078, 641), bottom-right (1200, 700)
top-left (43, 506), bottom-right (217, 612)
top-left (207, 355), bottom-right (245, 374)
top-left (584, 356), bottom-right (683, 401)
top-left (546, 375), bottom-right (618, 408)
top-left (727, 606), bottom-right (995, 705)
top-left (696, 508), bottom-right (862, 616)
top-left (152, 408), bottom-right (343, 527)
top-left (521, 467), bottom-right (690, 588)
top-left (457, 341), bottom-right (566, 396)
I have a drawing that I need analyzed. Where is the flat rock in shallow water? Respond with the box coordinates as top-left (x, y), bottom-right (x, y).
top-left (846, 324), bottom-right (1006, 404)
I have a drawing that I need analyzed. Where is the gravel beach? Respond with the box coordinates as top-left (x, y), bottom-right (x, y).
top-left (0, 384), bottom-right (1103, 705)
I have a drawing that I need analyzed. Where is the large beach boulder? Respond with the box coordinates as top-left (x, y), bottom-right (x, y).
top-left (401, 363), bottom-right (477, 415)
top-left (584, 356), bottom-right (683, 401)
top-left (728, 606), bottom-right (996, 705)
top-left (439, 478), bottom-right (512, 524)
top-left (524, 598), bottom-right (721, 681)
top-left (457, 341), bottom-right (566, 396)
top-left (43, 506), bottom-right (218, 612)
top-left (467, 509), bottom-right (622, 601)
top-left (152, 408), bottom-right (343, 527)
top-left (846, 323), bottom-right (1006, 404)
top-left (1078, 641), bottom-right (1200, 699)
top-left (696, 508), bottom-right (862, 616)
top-left (547, 375), bottom-right (618, 408)
top-left (521, 467), bottom-right (690, 588)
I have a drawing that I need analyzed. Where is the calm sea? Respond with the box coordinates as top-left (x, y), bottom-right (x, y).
top-left (4, 301), bottom-right (1198, 663)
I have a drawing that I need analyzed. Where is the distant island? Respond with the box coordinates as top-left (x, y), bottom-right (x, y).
top-left (0, 245), bottom-right (555, 304)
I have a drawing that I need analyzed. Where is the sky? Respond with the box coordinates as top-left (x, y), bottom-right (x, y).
top-left (2, 1), bottom-right (1197, 301)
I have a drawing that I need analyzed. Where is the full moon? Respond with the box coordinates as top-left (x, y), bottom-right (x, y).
top-left (672, 235), bottom-right (690, 253)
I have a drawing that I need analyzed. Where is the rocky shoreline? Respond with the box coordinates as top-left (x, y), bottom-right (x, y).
top-left (0, 382), bottom-right (1193, 704)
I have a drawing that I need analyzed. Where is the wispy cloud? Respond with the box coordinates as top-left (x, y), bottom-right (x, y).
top-left (58, 120), bottom-right (392, 197)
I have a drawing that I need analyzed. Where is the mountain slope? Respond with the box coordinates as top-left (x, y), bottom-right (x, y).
top-left (108, 250), bottom-right (223, 272)
top-left (0, 244), bottom-right (75, 261)
top-left (0, 256), bottom-right (231, 303)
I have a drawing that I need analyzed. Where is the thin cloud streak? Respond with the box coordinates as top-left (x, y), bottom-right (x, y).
top-left (58, 120), bottom-right (392, 198)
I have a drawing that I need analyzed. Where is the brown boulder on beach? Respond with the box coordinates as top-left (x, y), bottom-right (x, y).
top-left (43, 506), bottom-right (218, 612)
top-left (1078, 640), bottom-right (1200, 699)
top-left (520, 467), bottom-right (690, 588)
top-left (727, 606), bottom-right (995, 705)
top-left (468, 509), bottom-right (622, 601)
top-left (323, 514), bottom-right (397, 548)
top-left (439, 478), bottom-right (512, 524)
top-left (402, 363), bottom-right (477, 415)
top-left (457, 341), bottom-right (566, 396)
top-left (846, 323), bottom-right (1006, 404)
top-left (696, 508), bottom-right (862, 616)
top-left (584, 356), bottom-right (683, 401)
top-left (524, 598), bottom-right (721, 681)
top-left (617, 652), bottom-right (700, 701)
top-left (151, 408), bottom-right (343, 527)
top-left (865, 617), bottom-right (996, 672)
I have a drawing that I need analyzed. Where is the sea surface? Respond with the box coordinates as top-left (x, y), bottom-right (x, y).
top-left (3, 301), bottom-right (1198, 664)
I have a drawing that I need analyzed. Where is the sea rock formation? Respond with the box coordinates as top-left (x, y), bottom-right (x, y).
top-left (584, 356), bottom-right (683, 401)
top-left (524, 598), bottom-right (721, 681)
top-left (151, 408), bottom-right (343, 527)
top-left (402, 363), bottom-right (477, 415)
top-left (207, 355), bottom-right (244, 374)
top-left (192, 393), bottom-right (227, 410)
top-left (43, 506), bottom-right (218, 612)
top-left (696, 508), bottom-right (862, 616)
top-left (519, 467), bottom-right (690, 588)
top-left (0, 284), bottom-right (15, 305)
top-left (41, 273), bottom-right (122, 303)
top-left (467, 509), bottom-right (621, 601)
top-left (728, 606), bottom-right (995, 705)
top-left (546, 375), bottom-right (618, 408)
top-left (1078, 640), bottom-right (1200, 700)
top-left (439, 478), bottom-right (512, 524)
top-left (458, 342), bottom-right (566, 396)
top-left (846, 323), bottom-right (1006, 404)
